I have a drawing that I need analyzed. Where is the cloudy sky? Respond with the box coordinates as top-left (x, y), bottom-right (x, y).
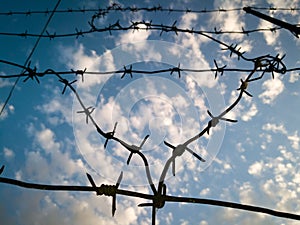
top-left (1, 0), bottom-right (300, 224)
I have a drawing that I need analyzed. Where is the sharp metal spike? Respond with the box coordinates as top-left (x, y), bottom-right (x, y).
top-left (86, 173), bottom-right (98, 194)
top-left (138, 203), bottom-right (153, 207)
top-left (185, 147), bottom-right (206, 162)
top-left (172, 158), bottom-right (176, 176)
top-left (127, 152), bottom-right (133, 165)
top-left (116, 171), bottom-right (123, 188)
top-left (163, 141), bottom-right (175, 149)
top-left (104, 139), bottom-right (109, 149)
top-left (139, 134), bottom-right (150, 148)
top-left (207, 110), bottom-right (213, 118)
top-left (112, 195), bottom-right (117, 216)
top-left (244, 90), bottom-right (253, 97)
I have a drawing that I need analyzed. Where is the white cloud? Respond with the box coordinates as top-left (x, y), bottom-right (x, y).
top-left (0, 78), bottom-right (14, 88)
top-left (288, 131), bottom-right (300, 150)
top-left (117, 24), bottom-right (151, 46)
top-left (59, 43), bottom-right (115, 89)
top-left (180, 12), bottom-right (198, 28)
top-left (259, 76), bottom-right (284, 104)
top-left (241, 103), bottom-right (258, 121)
top-left (36, 126), bottom-right (61, 153)
top-left (248, 161), bottom-right (263, 176)
top-left (211, 0), bottom-right (248, 41)
top-left (262, 123), bottom-right (287, 134)
top-left (3, 147), bottom-right (15, 160)
top-left (199, 187), bottom-right (210, 196)
top-left (0, 103), bottom-right (15, 120)
top-left (289, 71), bottom-right (299, 83)
top-left (258, 19), bottom-right (280, 46)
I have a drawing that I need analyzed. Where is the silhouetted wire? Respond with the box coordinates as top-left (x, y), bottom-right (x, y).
top-left (0, 3), bottom-right (297, 224)
top-left (0, 25), bottom-right (286, 39)
top-left (0, 175), bottom-right (300, 221)
top-left (0, 5), bottom-right (299, 16)
top-left (0, 68), bottom-right (263, 78)
top-left (244, 7), bottom-right (300, 37)
top-left (0, 59), bottom-right (300, 79)
top-left (0, 0), bottom-right (61, 116)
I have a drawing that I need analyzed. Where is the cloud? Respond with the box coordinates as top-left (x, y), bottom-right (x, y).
top-left (289, 71), bottom-right (299, 83)
top-left (287, 131), bottom-right (300, 150)
top-left (0, 103), bottom-right (15, 120)
top-left (224, 89), bottom-right (258, 122)
top-left (248, 161), bottom-right (263, 176)
top-left (58, 43), bottom-right (115, 89)
top-left (0, 77), bottom-right (14, 88)
top-left (211, 0), bottom-right (246, 41)
top-left (258, 19), bottom-right (280, 46)
top-left (3, 147), bottom-right (15, 160)
top-left (262, 123), bottom-right (287, 134)
top-left (259, 76), bottom-right (284, 104)
top-left (117, 24), bottom-right (152, 46)
top-left (36, 127), bottom-right (61, 153)
top-left (241, 103), bottom-right (258, 121)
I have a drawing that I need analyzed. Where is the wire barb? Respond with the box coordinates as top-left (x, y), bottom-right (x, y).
top-left (104, 122), bottom-right (118, 149)
top-left (22, 61), bottom-right (40, 83)
top-left (207, 110), bottom-right (237, 134)
top-left (86, 172), bottom-right (123, 216)
top-left (170, 63), bottom-right (181, 78)
top-left (58, 78), bottom-right (77, 94)
top-left (213, 60), bottom-right (227, 78)
top-left (71, 68), bottom-right (87, 82)
top-left (126, 135), bottom-right (150, 165)
top-left (237, 79), bottom-right (252, 97)
top-left (121, 65), bottom-right (133, 79)
top-left (77, 106), bottom-right (95, 124)
top-left (164, 141), bottom-right (205, 176)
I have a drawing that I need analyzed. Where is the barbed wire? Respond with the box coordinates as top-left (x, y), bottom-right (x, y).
top-left (0, 5), bottom-right (300, 17)
top-left (0, 49), bottom-right (290, 224)
top-left (0, 0), bottom-right (61, 116)
top-left (0, 175), bottom-right (300, 221)
top-left (1, 59), bottom-right (297, 80)
top-left (0, 23), bottom-right (287, 39)
top-left (0, 20), bottom-right (289, 69)
top-left (1, 3), bottom-right (299, 224)
top-left (244, 7), bottom-right (300, 37)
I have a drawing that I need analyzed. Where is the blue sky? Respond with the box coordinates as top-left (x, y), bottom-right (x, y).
top-left (1, 0), bottom-right (300, 224)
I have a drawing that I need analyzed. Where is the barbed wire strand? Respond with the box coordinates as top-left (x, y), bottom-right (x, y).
top-left (244, 7), bottom-right (300, 37)
top-left (0, 170), bottom-right (300, 221)
top-left (0, 24), bottom-right (288, 39)
top-left (0, 5), bottom-right (300, 17)
top-left (1, 59), bottom-right (298, 79)
top-left (0, 0), bottom-right (61, 116)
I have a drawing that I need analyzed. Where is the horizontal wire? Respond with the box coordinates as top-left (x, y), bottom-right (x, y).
top-left (1, 59), bottom-right (296, 80)
top-left (0, 25), bottom-right (285, 39)
top-left (0, 5), bottom-right (299, 17)
top-left (1, 67), bottom-right (299, 79)
top-left (0, 176), bottom-right (300, 221)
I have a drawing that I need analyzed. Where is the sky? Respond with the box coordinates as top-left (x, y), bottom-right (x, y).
top-left (1, 0), bottom-right (300, 224)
